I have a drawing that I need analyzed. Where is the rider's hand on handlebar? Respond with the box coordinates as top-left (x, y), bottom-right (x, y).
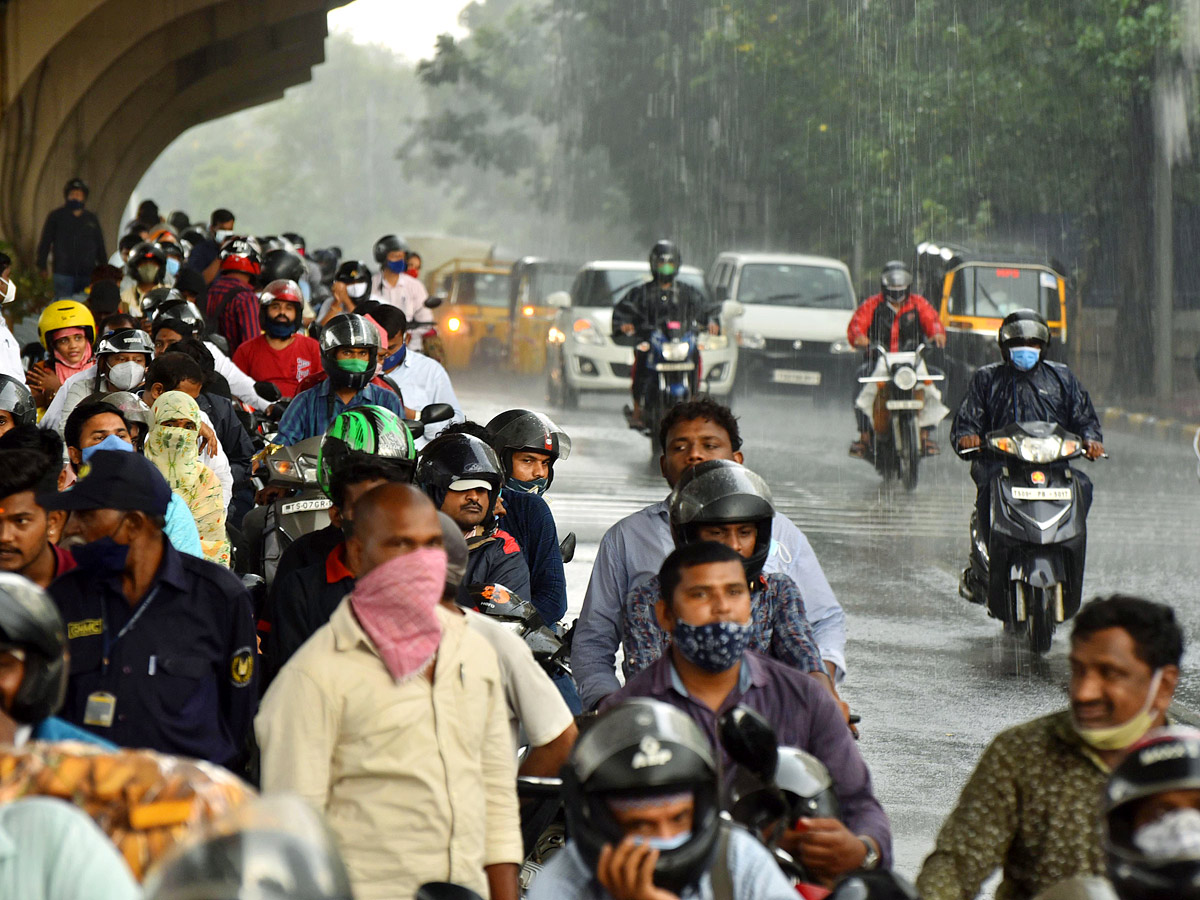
top-left (852, 334), bottom-right (870, 349)
top-left (931, 332), bottom-right (947, 348)
top-left (783, 818), bottom-right (872, 881)
top-left (597, 838), bottom-right (679, 900)
top-left (958, 435), bottom-right (982, 451)
top-left (1085, 440), bottom-right (1106, 460)
top-left (620, 323), bottom-right (636, 336)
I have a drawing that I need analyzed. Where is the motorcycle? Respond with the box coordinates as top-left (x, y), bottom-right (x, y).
top-left (241, 403), bottom-right (454, 585)
top-left (960, 421), bottom-right (1104, 653)
top-left (623, 319), bottom-right (699, 446)
top-left (463, 583), bottom-right (573, 685)
top-left (856, 343), bottom-right (944, 490)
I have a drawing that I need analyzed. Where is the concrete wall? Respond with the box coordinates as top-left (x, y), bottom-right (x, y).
top-left (0, 0), bottom-right (349, 263)
top-left (1072, 308), bottom-right (1200, 401)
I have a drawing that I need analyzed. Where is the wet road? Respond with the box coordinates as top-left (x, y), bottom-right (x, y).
top-left (457, 372), bottom-right (1200, 878)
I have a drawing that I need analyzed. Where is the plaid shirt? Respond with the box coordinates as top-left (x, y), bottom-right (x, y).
top-left (621, 572), bottom-right (824, 679)
top-left (205, 274), bottom-right (261, 352)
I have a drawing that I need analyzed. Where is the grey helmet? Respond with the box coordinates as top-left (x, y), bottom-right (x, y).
top-left (319, 314), bottom-right (380, 391)
top-left (0, 376), bottom-right (36, 427)
top-left (668, 459), bottom-right (774, 579)
top-left (0, 573), bottom-right (68, 724)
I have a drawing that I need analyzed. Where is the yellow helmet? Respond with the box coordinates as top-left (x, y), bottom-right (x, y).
top-left (37, 300), bottom-right (96, 350)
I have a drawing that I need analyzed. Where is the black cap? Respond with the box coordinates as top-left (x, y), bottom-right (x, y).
top-left (40, 450), bottom-right (170, 516)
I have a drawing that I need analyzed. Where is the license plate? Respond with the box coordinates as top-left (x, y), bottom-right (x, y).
top-left (885, 399), bottom-right (924, 410)
top-left (1011, 487), bottom-right (1072, 501)
top-left (281, 498), bottom-right (333, 515)
top-left (772, 369), bottom-right (821, 386)
top-left (654, 362), bottom-right (695, 372)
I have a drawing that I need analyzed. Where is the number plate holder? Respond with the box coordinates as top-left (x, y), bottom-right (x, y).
top-left (654, 362), bottom-right (695, 372)
top-left (772, 369), bottom-right (821, 386)
top-left (1011, 487), bottom-right (1072, 501)
top-left (885, 399), bottom-right (924, 410)
top-left (281, 498), bottom-right (333, 515)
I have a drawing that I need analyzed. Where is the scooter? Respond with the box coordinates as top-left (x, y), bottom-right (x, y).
top-left (960, 421), bottom-right (1104, 653)
top-left (623, 320), bottom-right (699, 445)
top-left (463, 583), bottom-right (573, 684)
top-left (856, 343), bottom-right (944, 490)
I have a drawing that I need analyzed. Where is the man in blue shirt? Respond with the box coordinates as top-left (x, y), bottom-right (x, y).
top-left (43, 450), bottom-right (258, 766)
top-left (274, 313), bottom-right (404, 445)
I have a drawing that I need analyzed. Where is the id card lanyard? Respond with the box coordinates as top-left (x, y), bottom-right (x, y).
top-left (101, 585), bottom-right (160, 674)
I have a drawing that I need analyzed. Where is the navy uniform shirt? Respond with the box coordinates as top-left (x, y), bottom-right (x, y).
top-left (49, 537), bottom-right (258, 766)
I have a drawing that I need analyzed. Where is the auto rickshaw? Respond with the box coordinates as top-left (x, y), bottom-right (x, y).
top-left (506, 257), bottom-right (579, 374)
top-left (915, 242), bottom-right (1068, 409)
top-left (427, 259), bottom-right (513, 371)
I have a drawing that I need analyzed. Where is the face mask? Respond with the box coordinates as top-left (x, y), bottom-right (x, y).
top-left (213, 229), bottom-right (232, 243)
top-left (265, 319), bottom-right (296, 339)
top-left (386, 259), bottom-right (407, 275)
top-left (634, 831), bottom-right (692, 852)
top-left (66, 199), bottom-right (84, 211)
top-left (655, 263), bottom-right (677, 280)
top-left (350, 546), bottom-right (447, 681)
top-left (1134, 807), bottom-right (1200, 860)
top-left (137, 263), bottom-right (160, 284)
top-left (81, 434), bottom-right (133, 464)
top-left (1009, 347), bottom-right (1041, 371)
top-left (346, 282), bottom-right (368, 300)
top-left (382, 344), bottom-right (407, 371)
top-left (336, 357), bottom-right (369, 374)
top-left (107, 360), bottom-right (145, 392)
top-left (1074, 669), bottom-right (1164, 751)
top-left (0, 278), bottom-right (14, 305)
top-left (71, 519), bottom-right (131, 575)
top-left (506, 475), bottom-right (548, 495)
top-left (165, 257), bottom-right (181, 278)
top-left (672, 619), bottom-right (753, 673)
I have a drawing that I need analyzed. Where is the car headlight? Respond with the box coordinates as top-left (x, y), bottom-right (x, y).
top-left (892, 366), bottom-right (918, 391)
top-left (698, 333), bottom-right (728, 351)
top-left (831, 339), bottom-right (857, 354)
top-left (737, 331), bottom-right (766, 350)
top-left (572, 318), bottom-right (604, 345)
top-left (547, 326), bottom-right (566, 344)
top-left (662, 340), bottom-right (691, 361)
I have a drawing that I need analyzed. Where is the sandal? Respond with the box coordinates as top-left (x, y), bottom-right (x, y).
top-left (922, 436), bottom-right (940, 456)
top-left (848, 440), bottom-right (870, 459)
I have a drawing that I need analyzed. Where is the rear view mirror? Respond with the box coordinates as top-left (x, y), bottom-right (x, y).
top-left (559, 531), bottom-right (576, 564)
top-left (419, 403), bottom-right (454, 424)
top-left (425, 295), bottom-right (444, 309)
top-left (546, 291), bottom-right (571, 309)
top-left (254, 380), bottom-right (283, 403)
top-left (722, 299), bottom-right (745, 319)
top-left (718, 705), bottom-right (779, 784)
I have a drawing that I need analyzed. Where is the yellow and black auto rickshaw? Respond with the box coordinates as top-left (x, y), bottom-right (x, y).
top-left (427, 259), bottom-right (513, 371)
top-left (506, 257), bottom-right (579, 374)
top-left (915, 242), bottom-right (1068, 408)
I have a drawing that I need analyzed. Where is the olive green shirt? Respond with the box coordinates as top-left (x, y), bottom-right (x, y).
top-left (917, 710), bottom-right (1110, 900)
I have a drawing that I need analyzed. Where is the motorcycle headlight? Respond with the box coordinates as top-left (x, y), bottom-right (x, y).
top-left (830, 339), bottom-right (858, 355)
top-left (737, 331), bottom-right (766, 350)
top-left (698, 333), bottom-right (728, 351)
top-left (1060, 439), bottom-right (1081, 457)
top-left (662, 340), bottom-right (691, 361)
top-left (1015, 435), bottom-right (1064, 463)
top-left (572, 318), bottom-right (604, 345)
top-left (892, 366), bottom-right (918, 391)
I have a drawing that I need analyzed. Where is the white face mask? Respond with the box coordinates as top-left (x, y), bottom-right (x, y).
top-left (107, 360), bottom-right (145, 392)
top-left (0, 278), bottom-right (14, 305)
top-left (1134, 807), bottom-right (1200, 860)
top-left (346, 282), bottom-right (368, 300)
top-left (213, 229), bottom-right (233, 243)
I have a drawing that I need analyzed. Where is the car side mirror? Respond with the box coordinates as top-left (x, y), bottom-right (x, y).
top-left (722, 299), bottom-right (745, 319)
top-left (425, 295), bottom-right (444, 309)
top-left (546, 291), bottom-right (570, 309)
top-left (419, 403), bottom-right (455, 425)
top-left (559, 531), bottom-right (576, 564)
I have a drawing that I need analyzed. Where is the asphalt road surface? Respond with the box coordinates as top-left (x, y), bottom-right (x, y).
top-left (456, 371), bottom-right (1200, 879)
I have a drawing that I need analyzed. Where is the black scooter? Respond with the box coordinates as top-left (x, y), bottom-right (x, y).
top-left (960, 421), bottom-right (1104, 653)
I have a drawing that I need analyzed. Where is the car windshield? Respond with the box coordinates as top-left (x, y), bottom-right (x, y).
top-left (735, 264), bottom-right (855, 309)
top-left (529, 267), bottom-right (577, 304)
top-left (572, 268), bottom-right (708, 308)
top-left (455, 271), bottom-right (509, 307)
top-left (948, 266), bottom-right (1062, 320)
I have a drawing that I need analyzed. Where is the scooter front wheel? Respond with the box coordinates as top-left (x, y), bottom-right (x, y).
top-left (1028, 586), bottom-right (1056, 654)
top-left (898, 415), bottom-right (920, 491)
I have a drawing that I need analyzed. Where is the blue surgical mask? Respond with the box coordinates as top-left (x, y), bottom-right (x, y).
top-left (382, 344), bottom-right (407, 371)
top-left (66, 199), bottom-right (84, 211)
top-left (1009, 347), bottom-right (1041, 371)
top-left (71, 529), bottom-right (131, 575)
top-left (506, 475), bottom-right (548, 495)
top-left (81, 434), bottom-right (134, 464)
top-left (165, 257), bottom-right (181, 278)
top-left (634, 831), bottom-right (693, 852)
top-left (672, 619), bottom-right (753, 673)
top-left (386, 259), bottom-right (407, 275)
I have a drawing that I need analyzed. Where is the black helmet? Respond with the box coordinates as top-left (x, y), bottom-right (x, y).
top-left (1105, 727), bottom-right (1200, 900)
top-left (668, 459), bottom-right (774, 580)
top-left (334, 260), bottom-right (372, 306)
top-left (0, 375), bottom-right (36, 427)
top-left (151, 299), bottom-right (207, 336)
top-left (259, 279), bottom-right (305, 333)
top-left (0, 573), bottom-right (68, 723)
top-left (318, 314), bottom-right (380, 391)
top-left (486, 408), bottom-right (572, 491)
top-left (260, 248), bottom-right (307, 288)
top-left (828, 870), bottom-right (921, 900)
top-left (127, 241), bottom-right (167, 285)
top-left (416, 433), bottom-right (504, 525)
top-left (373, 234), bottom-right (409, 266)
top-left (142, 796), bottom-right (354, 900)
top-left (881, 260), bottom-right (913, 304)
top-left (563, 698), bottom-right (721, 895)
top-left (649, 240), bottom-right (681, 281)
top-left (312, 249), bottom-right (341, 285)
top-left (998, 308), bottom-right (1051, 352)
top-left (96, 328), bottom-right (155, 360)
top-left (63, 178), bottom-right (89, 199)
top-left (140, 286), bottom-right (184, 321)
top-left (282, 232), bottom-right (307, 253)
top-left (728, 746), bottom-right (840, 836)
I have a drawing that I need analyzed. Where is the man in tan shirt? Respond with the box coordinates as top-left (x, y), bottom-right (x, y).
top-left (256, 484), bottom-right (522, 900)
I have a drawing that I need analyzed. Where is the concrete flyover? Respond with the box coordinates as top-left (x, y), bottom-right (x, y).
top-left (0, 0), bottom-right (349, 263)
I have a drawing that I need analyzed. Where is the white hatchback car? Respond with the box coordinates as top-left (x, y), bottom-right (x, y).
top-left (708, 252), bottom-right (860, 393)
top-left (545, 260), bottom-right (739, 408)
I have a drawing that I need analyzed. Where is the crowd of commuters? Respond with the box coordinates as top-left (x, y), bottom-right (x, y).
top-left (0, 184), bottom-right (1184, 900)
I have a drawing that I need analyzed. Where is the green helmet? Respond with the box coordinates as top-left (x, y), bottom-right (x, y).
top-left (318, 404), bottom-right (416, 499)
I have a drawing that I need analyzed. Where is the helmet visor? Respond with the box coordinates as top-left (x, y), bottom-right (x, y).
top-left (999, 318), bottom-right (1050, 346)
top-left (882, 268), bottom-right (913, 291)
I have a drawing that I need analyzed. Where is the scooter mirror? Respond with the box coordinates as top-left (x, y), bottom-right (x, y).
top-left (718, 705), bottom-right (779, 784)
top-left (419, 403), bottom-right (455, 424)
top-left (254, 380), bottom-right (282, 403)
top-left (425, 295), bottom-right (444, 309)
top-left (415, 884), bottom-right (486, 900)
top-left (559, 531), bottom-right (577, 564)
